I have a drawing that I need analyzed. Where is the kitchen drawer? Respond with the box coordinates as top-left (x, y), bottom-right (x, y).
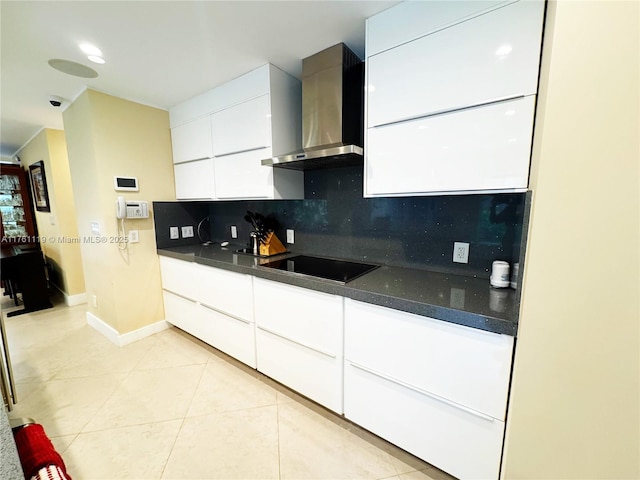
top-left (211, 95), bottom-right (272, 157)
top-left (344, 361), bottom-right (505, 480)
top-left (199, 303), bottom-right (256, 368)
top-left (367, 0), bottom-right (544, 127)
top-left (196, 264), bottom-right (253, 321)
top-left (256, 327), bottom-right (342, 413)
top-left (159, 256), bottom-right (199, 300)
top-left (253, 278), bottom-right (343, 356)
top-left (174, 158), bottom-right (216, 200)
top-left (365, 95), bottom-right (536, 196)
top-left (163, 290), bottom-right (201, 338)
top-left (344, 299), bottom-right (514, 420)
top-left (366, 0), bottom-right (512, 57)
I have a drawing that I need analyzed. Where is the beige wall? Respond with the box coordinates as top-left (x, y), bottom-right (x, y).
top-left (18, 129), bottom-right (85, 297)
top-left (64, 89), bottom-right (175, 334)
top-left (502, 1), bottom-right (639, 478)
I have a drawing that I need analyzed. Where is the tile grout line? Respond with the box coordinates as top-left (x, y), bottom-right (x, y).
top-left (276, 402), bottom-right (282, 480)
top-left (158, 357), bottom-right (209, 479)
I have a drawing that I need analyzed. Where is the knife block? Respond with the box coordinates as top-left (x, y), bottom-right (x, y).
top-left (260, 232), bottom-right (286, 256)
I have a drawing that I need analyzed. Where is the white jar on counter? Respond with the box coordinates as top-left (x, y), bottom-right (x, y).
top-left (490, 260), bottom-right (510, 288)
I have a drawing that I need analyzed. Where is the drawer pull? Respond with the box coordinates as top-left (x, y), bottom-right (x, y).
top-left (164, 290), bottom-right (197, 303)
top-left (175, 156), bottom-right (212, 164)
top-left (371, 94), bottom-right (526, 129)
top-left (348, 361), bottom-right (494, 422)
top-left (214, 146), bottom-right (269, 158)
top-left (257, 326), bottom-right (336, 359)
top-left (200, 303), bottom-right (251, 324)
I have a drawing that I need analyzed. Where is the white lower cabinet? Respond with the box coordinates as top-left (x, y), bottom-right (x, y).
top-left (195, 264), bottom-right (256, 367)
top-left (343, 299), bottom-right (514, 480)
top-left (160, 258), bottom-right (256, 368)
top-left (253, 277), bottom-right (344, 413)
top-left (198, 303), bottom-right (256, 368)
top-left (163, 290), bottom-right (200, 338)
top-left (344, 362), bottom-right (506, 480)
top-left (159, 257), bottom-right (517, 479)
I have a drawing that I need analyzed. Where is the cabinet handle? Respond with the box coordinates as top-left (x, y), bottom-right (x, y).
top-left (164, 289), bottom-right (197, 303)
top-left (257, 326), bottom-right (336, 359)
top-left (371, 94), bottom-right (526, 129)
top-left (214, 146), bottom-right (269, 158)
top-left (175, 156), bottom-right (212, 164)
top-left (200, 303), bottom-right (251, 324)
top-left (347, 361), bottom-right (495, 422)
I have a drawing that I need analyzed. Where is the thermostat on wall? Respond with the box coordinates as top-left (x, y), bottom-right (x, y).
top-left (114, 176), bottom-right (139, 191)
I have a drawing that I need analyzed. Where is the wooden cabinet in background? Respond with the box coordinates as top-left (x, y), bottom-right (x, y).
top-left (0, 164), bottom-right (37, 244)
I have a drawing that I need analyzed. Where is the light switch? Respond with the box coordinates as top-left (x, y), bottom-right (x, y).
top-left (128, 230), bottom-right (139, 243)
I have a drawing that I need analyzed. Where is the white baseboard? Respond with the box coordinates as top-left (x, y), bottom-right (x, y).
top-left (64, 292), bottom-right (87, 307)
top-left (86, 312), bottom-right (169, 347)
top-left (52, 284), bottom-right (87, 306)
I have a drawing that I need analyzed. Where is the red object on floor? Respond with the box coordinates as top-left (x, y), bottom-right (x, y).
top-left (13, 424), bottom-right (71, 480)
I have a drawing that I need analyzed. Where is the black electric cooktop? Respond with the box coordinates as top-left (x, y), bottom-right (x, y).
top-left (260, 255), bottom-right (379, 284)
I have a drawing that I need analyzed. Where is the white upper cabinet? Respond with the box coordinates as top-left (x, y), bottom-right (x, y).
top-left (212, 65), bottom-right (303, 200)
top-left (364, 0), bottom-right (545, 196)
top-left (174, 158), bottom-right (216, 200)
top-left (366, 96), bottom-right (536, 195)
top-left (212, 95), bottom-right (272, 157)
top-left (214, 147), bottom-right (303, 200)
top-left (367, 0), bottom-right (545, 128)
top-left (170, 116), bottom-right (213, 164)
top-left (168, 64), bottom-right (303, 201)
top-left (366, 0), bottom-right (513, 57)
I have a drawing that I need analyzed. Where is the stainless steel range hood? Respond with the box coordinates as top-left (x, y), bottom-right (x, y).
top-left (262, 43), bottom-right (364, 170)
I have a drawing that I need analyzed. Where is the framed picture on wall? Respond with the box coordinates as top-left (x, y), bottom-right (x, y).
top-left (29, 160), bottom-right (50, 212)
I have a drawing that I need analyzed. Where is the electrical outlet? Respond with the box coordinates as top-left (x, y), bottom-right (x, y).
top-left (182, 225), bottom-right (194, 238)
top-left (453, 242), bottom-right (469, 264)
top-left (286, 229), bottom-right (295, 244)
top-left (169, 226), bottom-right (179, 239)
top-left (91, 221), bottom-right (101, 235)
top-left (129, 230), bottom-right (139, 243)
top-left (91, 294), bottom-right (99, 308)
top-left (231, 225), bottom-right (237, 239)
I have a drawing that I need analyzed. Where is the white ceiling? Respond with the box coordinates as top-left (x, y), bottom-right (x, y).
top-left (0, 0), bottom-right (399, 158)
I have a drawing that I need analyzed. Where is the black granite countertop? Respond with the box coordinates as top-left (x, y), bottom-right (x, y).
top-left (157, 244), bottom-right (519, 336)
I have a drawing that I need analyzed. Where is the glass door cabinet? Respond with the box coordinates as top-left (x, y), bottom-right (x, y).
top-left (0, 164), bottom-right (37, 244)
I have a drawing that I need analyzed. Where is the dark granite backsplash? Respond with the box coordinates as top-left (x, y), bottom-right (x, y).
top-left (154, 166), bottom-right (526, 278)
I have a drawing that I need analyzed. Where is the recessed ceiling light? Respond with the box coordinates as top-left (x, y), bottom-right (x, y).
top-left (87, 55), bottom-right (106, 64)
top-left (79, 42), bottom-right (106, 64)
top-left (48, 59), bottom-right (98, 78)
top-left (79, 42), bottom-right (103, 57)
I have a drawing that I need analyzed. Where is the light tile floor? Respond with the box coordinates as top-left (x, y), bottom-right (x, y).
top-left (2, 294), bottom-right (455, 480)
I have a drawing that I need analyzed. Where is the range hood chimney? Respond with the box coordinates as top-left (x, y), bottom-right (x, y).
top-left (262, 43), bottom-right (364, 170)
